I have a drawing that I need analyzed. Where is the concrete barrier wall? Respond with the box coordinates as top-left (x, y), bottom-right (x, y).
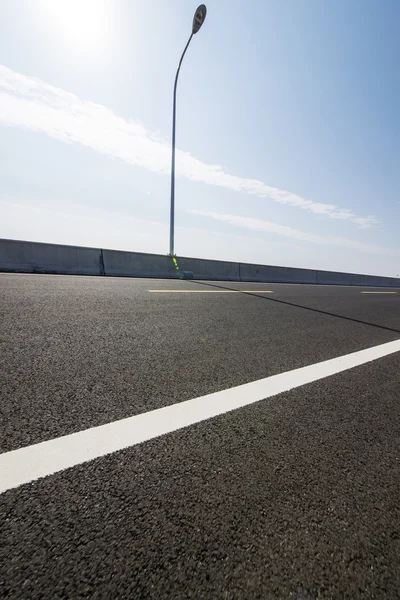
top-left (1, 239), bottom-right (399, 287)
top-left (102, 249), bottom-right (177, 278)
top-left (0, 239), bottom-right (102, 275)
top-left (102, 251), bottom-right (241, 281)
top-left (240, 262), bottom-right (318, 284)
top-left (178, 256), bottom-right (240, 281)
top-left (316, 269), bottom-right (400, 287)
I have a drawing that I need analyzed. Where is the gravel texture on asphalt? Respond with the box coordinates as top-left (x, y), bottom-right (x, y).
top-left (1, 274), bottom-right (399, 451)
top-left (1, 273), bottom-right (400, 599)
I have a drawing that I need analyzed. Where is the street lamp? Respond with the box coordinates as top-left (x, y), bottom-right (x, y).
top-left (169, 4), bottom-right (207, 256)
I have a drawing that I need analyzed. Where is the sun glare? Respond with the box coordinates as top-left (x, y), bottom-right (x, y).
top-left (42, 0), bottom-right (112, 53)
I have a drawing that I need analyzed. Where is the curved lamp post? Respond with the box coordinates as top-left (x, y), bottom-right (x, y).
top-left (169, 4), bottom-right (207, 256)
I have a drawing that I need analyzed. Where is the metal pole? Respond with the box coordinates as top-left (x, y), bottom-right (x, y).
top-left (169, 33), bottom-right (193, 256)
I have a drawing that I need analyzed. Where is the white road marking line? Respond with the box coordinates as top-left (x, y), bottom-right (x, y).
top-left (1, 339), bottom-right (400, 495)
top-left (361, 291), bottom-right (397, 294)
top-left (148, 290), bottom-right (274, 293)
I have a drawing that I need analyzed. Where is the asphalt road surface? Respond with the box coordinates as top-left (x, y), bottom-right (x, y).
top-left (1, 273), bottom-right (400, 599)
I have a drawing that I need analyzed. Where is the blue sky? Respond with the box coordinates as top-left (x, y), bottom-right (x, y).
top-left (0, 0), bottom-right (399, 276)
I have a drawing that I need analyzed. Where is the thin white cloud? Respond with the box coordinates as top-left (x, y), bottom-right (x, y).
top-left (0, 64), bottom-right (379, 228)
top-left (188, 209), bottom-right (399, 257)
top-left (0, 196), bottom-right (296, 256)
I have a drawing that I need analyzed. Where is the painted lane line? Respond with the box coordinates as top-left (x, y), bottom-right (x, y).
top-left (1, 339), bottom-right (400, 495)
top-left (148, 290), bottom-right (273, 293)
top-left (361, 291), bottom-right (397, 294)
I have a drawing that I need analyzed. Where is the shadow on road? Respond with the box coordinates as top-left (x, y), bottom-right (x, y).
top-left (190, 280), bottom-right (400, 336)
